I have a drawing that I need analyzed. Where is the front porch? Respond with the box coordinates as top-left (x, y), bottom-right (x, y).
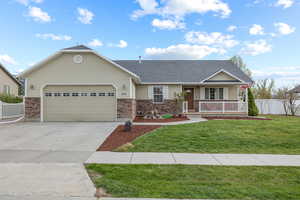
top-left (182, 85), bottom-right (248, 116)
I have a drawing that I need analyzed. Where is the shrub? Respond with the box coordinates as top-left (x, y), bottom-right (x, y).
top-left (0, 94), bottom-right (23, 103)
top-left (248, 88), bottom-right (258, 116)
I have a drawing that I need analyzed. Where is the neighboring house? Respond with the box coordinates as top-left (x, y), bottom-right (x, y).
top-left (20, 45), bottom-right (253, 122)
top-left (290, 85), bottom-right (300, 97)
top-left (0, 63), bottom-right (20, 96)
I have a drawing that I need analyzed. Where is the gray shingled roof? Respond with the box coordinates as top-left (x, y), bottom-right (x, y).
top-left (290, 85), bottom-right (300, 93)
top-left (114, 60), bottom-right (253, 83)
top-left (63, 45), bottom-right (91, 50)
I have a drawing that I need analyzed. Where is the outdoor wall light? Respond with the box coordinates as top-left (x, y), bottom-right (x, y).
top-left (30, 84), bottom-right (34, 90)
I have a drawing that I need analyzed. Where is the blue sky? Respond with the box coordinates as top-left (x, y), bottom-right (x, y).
top-left (0, 0), bottom-right (299, 87)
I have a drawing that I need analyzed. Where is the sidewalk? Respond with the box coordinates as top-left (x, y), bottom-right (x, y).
top-left (133, 117), bottom-right (207, 125)
top-left (86, 152), bottom-right (300, 166)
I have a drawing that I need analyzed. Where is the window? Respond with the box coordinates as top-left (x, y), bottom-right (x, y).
top-left (54, 92), bottom-right (61, 97)
top-left (63, 93), bottom-right (70, 97)
top-left (72, 92), bottom-right (79, 97)
top-left (81, 93), bottom-right (88, 96)
top-left (99, 93), bottom-right (105, 96)
top-left (205, 88), bottom-right (224, 100)
top-left (90, 92), bottom-right (97, 96)
top-left (45, 92), bottom-right (52, 97)
top-left (3, 85), bottom-right (10, 95)
top-left (153, 86), bottom-right (163, 103)
top-left (107, 92), bottom-right (114, 97)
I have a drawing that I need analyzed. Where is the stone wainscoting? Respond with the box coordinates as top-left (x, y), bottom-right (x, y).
top-left (24, 97), bottom-right (41, 121)
top-left (136, 100), bottom-right (177, 115)
top-left (117, 99), bottom-right (136, 120)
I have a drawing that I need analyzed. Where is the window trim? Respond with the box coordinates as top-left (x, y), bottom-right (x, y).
top-left (205, 87), bottom-right (224, 100)
top-left (153, 85), bottom-right (164, 103)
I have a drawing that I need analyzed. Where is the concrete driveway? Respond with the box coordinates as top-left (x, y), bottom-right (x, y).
top-left (0, 122), bottom-right (118, 200)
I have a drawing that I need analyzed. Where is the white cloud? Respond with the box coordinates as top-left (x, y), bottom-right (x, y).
top-left (252, 66), bottom-right (300, 86)
top-left (27, 6), bottom-right (51, 23)
top-left (227, 25), bottom-right (237, 32)
top-left (77, 8), bottom-right (94, 24)
top-left (132, 0), bottom-right (231, 19)
top-left (36, 33), bottom-right (72, 41)
top-left (109, 40), bottom-right (128, 48)
top-left (241, 39), bottom-right (272, 56)
top-left (249, 24), bottom-right (264, 35)
top-left (0, 54), bottom-right (18, 65)
top-left (275, 0), bottom-right (294, 8)
top-left (145, 44), bottom-right (224, 59)
top-left (16, 0), bottom-right (43, 6)
top-left (117, 40), bottom-right (128, 48)
top-left (88, 39), bottom-right (103, 47)
top-left (185, 31), bottom-right (239, 48)
top-left (274, 22), bottom-right (295, 35)
top-left (151, 18), bottom-right (185, 30)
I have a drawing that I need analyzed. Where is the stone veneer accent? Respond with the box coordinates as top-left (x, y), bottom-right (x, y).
top-left (117, 99), bottom-right (136, 120)
top-left (136, 100), bottom-right (177, 115)
top-left (24, 97), bottom-right (41, 121)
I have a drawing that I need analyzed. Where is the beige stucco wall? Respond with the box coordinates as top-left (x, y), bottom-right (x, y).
top-left (136, 84), bottom-right (239, 100)
top-left (208, 72), bottom-right (236, 81)
top-left (136, 84), bottom-right (182, 100)
top-left (0, 68), bottom-right (19, 96)
top-left (25, 52), bottom-right (133, 98)
top-left (195, 86), bottom-right (239, 100)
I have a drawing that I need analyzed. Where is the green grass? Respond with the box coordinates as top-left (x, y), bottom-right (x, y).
top-left (123, 115), bottom-right (300, 154)
top-left (86, 164), bottom-right (300, 200)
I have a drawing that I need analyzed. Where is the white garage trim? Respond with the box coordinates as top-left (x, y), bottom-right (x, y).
top-left (40, 83), bottom-right (117, 122)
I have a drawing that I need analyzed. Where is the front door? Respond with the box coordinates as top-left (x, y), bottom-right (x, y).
top-left (184, 88), bottom-right (194, 110)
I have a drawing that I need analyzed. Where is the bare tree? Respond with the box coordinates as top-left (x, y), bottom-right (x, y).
top-left (284, 92), bottom-right (300, 116)
top-left (230, 55), bottom-right (252, 77)
top-left (253, 79), bottom-right (275, 99)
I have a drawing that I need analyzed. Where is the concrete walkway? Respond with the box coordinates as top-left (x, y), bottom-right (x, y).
top-left (86, 152), bottom-right (300, 166)
top-left (133, 117), bottom-right (207, 125)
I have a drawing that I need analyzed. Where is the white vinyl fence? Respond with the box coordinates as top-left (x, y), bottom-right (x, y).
top-left (0, 101), bottom-right (24, 120)
top-left (255, 99), bottom-right (300, 115)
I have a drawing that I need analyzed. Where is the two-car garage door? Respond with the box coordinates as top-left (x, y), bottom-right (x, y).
top-left (43, 85), bottom-right (116, 122)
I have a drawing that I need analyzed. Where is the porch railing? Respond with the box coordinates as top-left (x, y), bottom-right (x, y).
top-left (0, 101), bottom-right (24, 120)
top-left (199, 101), bottom-right (247, 113)
top-left (182, 101), bottom-right (188, 113)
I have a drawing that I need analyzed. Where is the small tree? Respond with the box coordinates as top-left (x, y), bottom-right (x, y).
top-left (174, 91), bottom-right (186, 116)
top-left (248, 88), bottom-right (259, 116)
top-left (274, 86), bottom-right (290, 116)
top-left (283, 92), bottom-right (300, 116)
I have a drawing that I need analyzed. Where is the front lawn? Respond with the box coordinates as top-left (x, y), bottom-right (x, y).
top-left (123, 115), bottom-right (300, 154)
top-left (86, 164), bottom-right (300, 200)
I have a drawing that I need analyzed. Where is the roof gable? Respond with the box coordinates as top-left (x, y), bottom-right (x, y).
top-left (202, 69), bottom-right (243, 83)
top-left (0, 63), bottom-right (21, 86)
top-left (19, 46), bottom-right (140, 82)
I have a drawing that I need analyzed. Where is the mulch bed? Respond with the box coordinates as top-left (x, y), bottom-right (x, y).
top-left (133, 116), bottom-right (189, 123)
top-left (204, 116), bottom-right (272, 120)
top-left (97, 125), bottom-right (161, 151)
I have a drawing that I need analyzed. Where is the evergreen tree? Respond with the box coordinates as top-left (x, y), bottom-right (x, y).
top-left (248, 88), bottom-right (259, 116)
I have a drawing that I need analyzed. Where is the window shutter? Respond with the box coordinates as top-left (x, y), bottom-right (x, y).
top-left (200, 87), bottom-right (205, 100)
top-left (148, 86), bottom-right (153, 100)
top-left (163, 86), bottom-right (169, 99)
top-left (224, 87), bottom-right (229, 100)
